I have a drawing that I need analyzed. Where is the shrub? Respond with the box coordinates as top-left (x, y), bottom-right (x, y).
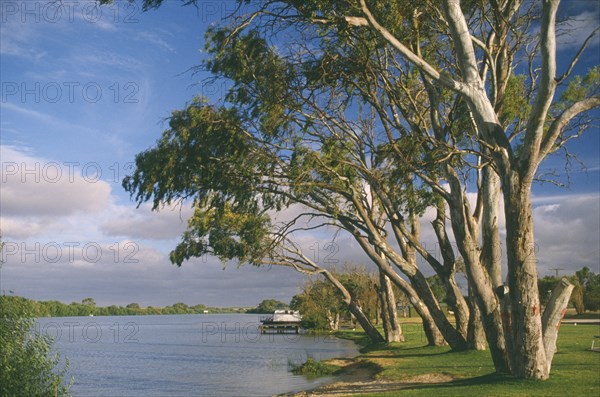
top-left (291, 358), bottom-right (340, 377)
top-left (0, 296), bottom-right (71, 397)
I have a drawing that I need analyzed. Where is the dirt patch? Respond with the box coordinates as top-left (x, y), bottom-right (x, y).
top-left (399, 373), bottom-right (458, 384)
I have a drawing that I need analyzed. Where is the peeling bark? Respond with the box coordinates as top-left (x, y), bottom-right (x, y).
top-left (503, 182), bottom-right (548, 379)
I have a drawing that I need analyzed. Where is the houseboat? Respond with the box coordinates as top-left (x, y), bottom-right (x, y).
top-left (259, 310), bottom-right (302, 334)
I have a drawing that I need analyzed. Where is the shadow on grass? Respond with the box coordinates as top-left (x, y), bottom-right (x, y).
top-left (366, 351), bottom-right (455, 359)
top-left (360, 343), bottom-right (451, 355)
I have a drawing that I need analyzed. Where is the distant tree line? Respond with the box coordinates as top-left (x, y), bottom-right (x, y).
top-left (0, 296), bottom-right (250, 317)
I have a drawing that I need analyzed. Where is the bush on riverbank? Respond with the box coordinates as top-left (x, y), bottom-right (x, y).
top-left (291, 358), bottom-right (340, 377)
top-left (0, 296), bottom-right (71, 397)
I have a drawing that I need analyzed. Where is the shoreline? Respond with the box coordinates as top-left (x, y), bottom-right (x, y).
top-left (282, 356), bottom-right (381, 397)
top-left (277, 330), bottom-right (382, 397)
top-left (284, 355), bottom-right (457, 397)
top-left (280, 330), bottom-right (399, 397)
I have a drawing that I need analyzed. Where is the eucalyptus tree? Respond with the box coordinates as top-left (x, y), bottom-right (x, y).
top-left (332, 0), bottom-right (598, 379)
top-left (116, 0), bottom-right (598, 379)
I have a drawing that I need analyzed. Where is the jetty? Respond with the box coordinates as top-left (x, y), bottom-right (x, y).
top-left (259, 310), bottom-right (302, 334)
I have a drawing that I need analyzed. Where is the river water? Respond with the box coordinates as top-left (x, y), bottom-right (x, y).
top-left (35, 314), bottom-right (359, 396)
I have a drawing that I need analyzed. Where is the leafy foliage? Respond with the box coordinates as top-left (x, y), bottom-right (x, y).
top-left (0, 296), bottom-right (71, 397)
top-left (556, 67), bottom-right (600, 112)
top-left (291, 278), bottom-right (347, 330)
top-left (290, 266), bottom-right (385, 330)
top-left (499, 74), bottom-right (531, 127)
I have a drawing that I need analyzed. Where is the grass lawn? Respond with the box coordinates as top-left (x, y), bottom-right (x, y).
top-left (333, 318), bottom-right (600, 396)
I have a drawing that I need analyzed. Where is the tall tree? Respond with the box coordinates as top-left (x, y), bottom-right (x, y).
top-left (117, 0), bottom-right (598, 379)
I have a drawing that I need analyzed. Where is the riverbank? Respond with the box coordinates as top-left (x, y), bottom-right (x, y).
top-left (287, 321), bottom-right (600, 397)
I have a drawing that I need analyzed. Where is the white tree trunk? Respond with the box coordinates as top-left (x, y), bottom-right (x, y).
top-left (380, 271), bottom-right (404, 342)
top-left (542, 278), bottom-right (574, 373)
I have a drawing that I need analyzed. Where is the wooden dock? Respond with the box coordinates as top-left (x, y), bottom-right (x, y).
top-left (259, 321), bottom-right (301, 334)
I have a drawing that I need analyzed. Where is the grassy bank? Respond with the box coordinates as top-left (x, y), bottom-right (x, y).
top-left (305, 318), bottom-right (600, 396)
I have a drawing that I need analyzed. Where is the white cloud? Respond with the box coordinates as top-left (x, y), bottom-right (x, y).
top-left (0, 14), bottom-right (47, 60)
top-left (0, 217), bottom-right (62, 239)
top-left (71, 52), bottom-right (144, 72)
top-left (100, 202), bottom-right (192, 240)
top-left (1, 103), bottom-right (99, 136)
top-left (533, 194), bottom-right (600, 274)
top-left (0, 146), bottom-right (111, 218)
top-left (556, 10), bottom-right (600, 51)
top-left (73, 12), bottom-right (118, 32)
top-left (136, 31), bottom-right (176, 53)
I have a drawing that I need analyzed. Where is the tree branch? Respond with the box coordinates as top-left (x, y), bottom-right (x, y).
top-left (519, 0), bottom-right (560, 178)
top-left (539, 95), bottom-right (600, 159)
top-left (358, 0), bottom-right (468, 95)
top-left (557, 27), bottom-right (600, 84)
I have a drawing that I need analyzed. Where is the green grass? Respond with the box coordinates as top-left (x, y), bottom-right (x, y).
top-left (339, 321), bottom-right (600, 396)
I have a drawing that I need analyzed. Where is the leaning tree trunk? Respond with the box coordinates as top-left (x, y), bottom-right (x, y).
top-left (405, 271), bottom-right (467, 350)
top-left (350, 231), bottom-right (446, 346)
top-left (321, 270), bottom-right (384, 343)
top-left (348, 210), bottom-right (466, 349)
top-left (455, 226), bottom-right (509, 372)
top-left (348, 300), bottom-right (385, 343)
top-left (472, 162), bottom-right (501, 353)
top-left (467, 283), bottom-right (486, 350)
top-left (431, 201), bottom-right (470, 341)
top-left (443, 273), bottom-right (470, 340)
top-left (446, 168), bottom-right (510, 372)
top-left (542, 278), bottom-right (574, 374)
top-left (379, 271), bottom-right (404, 342)
top-left (378, 262), bottom-right (445, 346)
top-left (376, 258), bottom-right (445, 346)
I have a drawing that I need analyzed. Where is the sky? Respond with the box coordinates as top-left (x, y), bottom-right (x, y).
top-left (0, 0), bottom-right (598, 308)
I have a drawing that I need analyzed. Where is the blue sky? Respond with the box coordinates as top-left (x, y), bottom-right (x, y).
top-left (0, 1), bottom-right (598, 307)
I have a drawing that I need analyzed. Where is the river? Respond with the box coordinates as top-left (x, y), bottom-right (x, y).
top-left (35, 314), bottom-right (359, 396)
